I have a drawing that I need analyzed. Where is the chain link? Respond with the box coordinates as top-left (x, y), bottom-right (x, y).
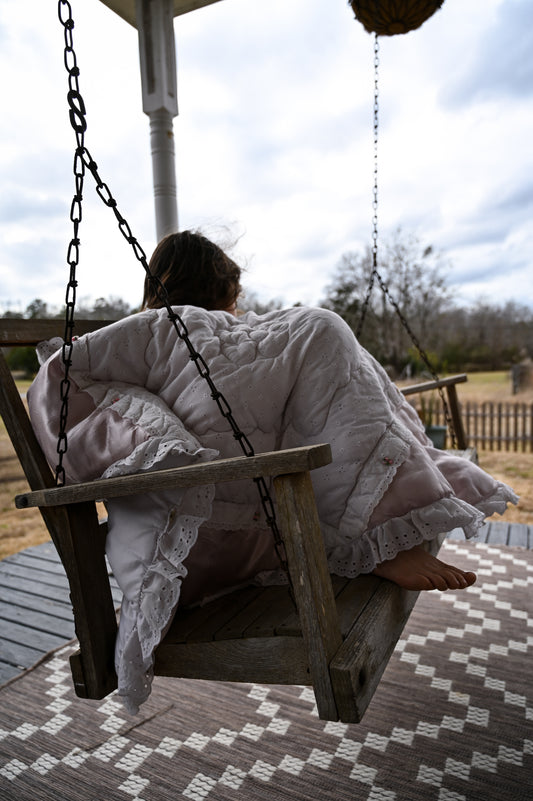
top-left (356, 33), bottom-right (380, 340)
top-left (81, 145), bottom-right (292, 579)
top-left (356, 33), bottom-right (457, 446)
top-left (55, 1), bottom-right (293, 586)
top-left (55, 0), bottom-right (85, 486)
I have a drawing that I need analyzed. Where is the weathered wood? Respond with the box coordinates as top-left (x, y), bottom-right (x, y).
top-left (15, 444), bottom-right (333, 509)
top-left (0, 318), bottom-right (110, 346)
top-left (0, 663), bottom-right (23, 684)
top-left (334, 573), bottom-right (383, 634)
top-left (0, 600), bottom-right (75, 639)
top-left (509, 522), bottom-right (530, 548)
top-left (401, 373), bottom-right (469, 450)
top-left (0, 560), bottom-right (71, 591)
top-left (209, 586), bottom-right (286, 641)
top-left (444, 382), bottom-right (468, 449)
top-left (1, 639), bottom-right (48, 675)
top-left (57, 503), bottom-right (118, 700)
top-left (462, 401), bottom-right (533, 452)
top-left (236, 587), bottom-right (297, 639)
top-left (0, 587), bottom-right (75, 624)
top-left (176, 586), bottom-right (265, 643)
top-left (0, 618), bottom-right (68, 655)
top-left (400, 373), bottom-right (468, 397)
top-left (486, 522), bottom-right (510, 546)
top-left (154, 636), bottom-right (310, 685)
top-left (273, 471), bottom-right (343, 722)
top-left (329, 533), bottom-right (446, 723)
top-left (0, 571), bottom-right (72, 603)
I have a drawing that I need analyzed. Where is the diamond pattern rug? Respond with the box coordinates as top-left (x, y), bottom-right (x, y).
top-left (0, 540), bottom-right (532, 801)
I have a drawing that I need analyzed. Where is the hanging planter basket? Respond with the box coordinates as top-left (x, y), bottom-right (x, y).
top-left (349, 1), bottom-right (445, 36)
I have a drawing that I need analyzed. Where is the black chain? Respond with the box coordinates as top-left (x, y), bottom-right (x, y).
top-left (80, 146), bottom-right (291, 576)
top-left (55, 0), bottom-right (87, 486)
top-left (55, 1), bottom-right (292, 583)
top-left (356, 33), bottom-right (380, 340)
top-left (356, 33), bottom-right (457, 446)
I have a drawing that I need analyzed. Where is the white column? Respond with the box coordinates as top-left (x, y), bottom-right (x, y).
top-left (136, 0), bottom-right (179, 240)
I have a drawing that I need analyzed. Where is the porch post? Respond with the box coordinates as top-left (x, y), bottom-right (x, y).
top-left (135, 0), bottom-right (179, 239)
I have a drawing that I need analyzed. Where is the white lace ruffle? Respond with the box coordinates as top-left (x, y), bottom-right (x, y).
top-left (111, 483), bottom-right (215, 715)
top-left (326, 481), bottom-right (518, 578)
top-left (85, 383), bottom-right (219, 479)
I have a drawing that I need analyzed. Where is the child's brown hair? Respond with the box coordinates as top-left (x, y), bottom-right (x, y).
top-left (142, 230), bottom-right (242, 311)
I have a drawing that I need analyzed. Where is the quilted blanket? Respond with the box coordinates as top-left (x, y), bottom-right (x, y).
top-left (28, 306), bottom-right (517, 712)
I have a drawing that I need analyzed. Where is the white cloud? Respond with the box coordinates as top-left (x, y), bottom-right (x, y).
top-left (0, 0), bottom-right (532, 313)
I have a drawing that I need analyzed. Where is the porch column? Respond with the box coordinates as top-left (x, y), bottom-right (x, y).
top-left (136, 0), bottom-right (179, 240)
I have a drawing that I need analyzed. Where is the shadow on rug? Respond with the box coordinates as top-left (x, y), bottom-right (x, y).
top-left (0, 540), bottom-right (532, 801)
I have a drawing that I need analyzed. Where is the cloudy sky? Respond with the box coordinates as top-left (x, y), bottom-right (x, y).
top-left (0, 0), bottom-right (532, 313)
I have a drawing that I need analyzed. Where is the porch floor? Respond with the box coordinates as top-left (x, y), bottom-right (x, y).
top-left (0, 521), bottom-right (531, 686)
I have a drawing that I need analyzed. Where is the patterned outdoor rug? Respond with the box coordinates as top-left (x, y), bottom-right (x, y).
top-left (0, 540), bottom-right (532, 801)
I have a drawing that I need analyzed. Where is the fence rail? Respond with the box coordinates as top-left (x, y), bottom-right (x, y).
top-left (429, 401), bottom-right (533, 452)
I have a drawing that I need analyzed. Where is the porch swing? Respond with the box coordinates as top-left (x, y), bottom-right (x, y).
top-left (0, 0), bottom-right (474, 724)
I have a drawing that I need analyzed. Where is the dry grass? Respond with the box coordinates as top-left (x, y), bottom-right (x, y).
top-left (0, 428), bottom-right (50, 561)
top-left (1, 371), bottom-right (531, 560)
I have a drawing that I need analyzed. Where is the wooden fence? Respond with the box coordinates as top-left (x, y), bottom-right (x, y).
top-left (430, 401), bottom-right (533, 452)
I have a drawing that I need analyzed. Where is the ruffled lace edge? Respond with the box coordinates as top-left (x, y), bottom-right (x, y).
top-left (115, 484), bottom-right (214, 715)
top-left (326, 481), bottom-right (518, 578)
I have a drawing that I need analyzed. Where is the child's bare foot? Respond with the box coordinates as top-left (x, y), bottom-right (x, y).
top-left (372, 544), bottom-right (477, 591)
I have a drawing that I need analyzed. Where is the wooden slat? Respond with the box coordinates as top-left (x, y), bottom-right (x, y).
top-left (329, 533), bottom-right (446, 723)
top-left (175, 586), bottom-right (266, 643)
top-left (15, 444), bottom-right (333, 509)
top-left (0, 570), bottom-right (71, 602)
top-left (0, 587), bottom-right (74, 623)
top-left (209, 586), bottom-right (284, 641)
top-left (0, 663), bottom-right (23, 684)
top-left (154, 636), bottom-right (310, 685)
top-left (0, 600), bottom-right (75, 639)
top-left (273, 470), bottom-right (343, 722)
top-left (57, 503), bottom-right (118, 700)
top-left (509, 522), bottom-right (530, 548)
top-left (334, 573), bottom-right (384, 634)
top-left (0, 640), bottom-right (48, 673)
top-left (0, 619), bottom-right (68, 655)
top-left (234, 586), bottom-right (296, 639)
top-left (486, 522), bottom-right (510, 546)
top-left (0, 560), bottom-right (71, 591)
top-left (445, 382), bottom-right (468, 449)
top-left (0, 318), bottom-right (110, 346)
top-left (400, 373), bottom-right (468, 397)
top-left (6, 551), bottom-right (70, 576)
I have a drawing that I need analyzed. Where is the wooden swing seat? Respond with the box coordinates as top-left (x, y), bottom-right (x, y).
top-left (0, 318), bottom-right (474, 723)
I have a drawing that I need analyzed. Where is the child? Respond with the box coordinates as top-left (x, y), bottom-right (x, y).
top-left (28, 230), bottom-right (517, 711)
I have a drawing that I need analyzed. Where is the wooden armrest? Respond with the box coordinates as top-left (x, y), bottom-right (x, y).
top-left (0, 318), bottom-right (111, 346)
top-left (15, 443), bottom-right (332, 509)
top-left (401, 373), bottom-right (467, 397)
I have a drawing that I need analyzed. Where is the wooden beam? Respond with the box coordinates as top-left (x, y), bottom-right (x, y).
top-left (274, 470), bottom-right (343, 721)
top-left (0, 318), bottom-right (110, 347)
top-left (15, 445), bottom-right (332, 509)
top-left (400, 374), bottom-right (467, 397)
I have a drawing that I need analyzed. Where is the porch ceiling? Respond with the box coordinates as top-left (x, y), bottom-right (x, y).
top-left (98, 0), bottom-right (224, 27)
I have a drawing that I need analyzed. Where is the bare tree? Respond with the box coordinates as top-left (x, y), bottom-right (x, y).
top-left (321, 229), bottom-right (452, 370)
